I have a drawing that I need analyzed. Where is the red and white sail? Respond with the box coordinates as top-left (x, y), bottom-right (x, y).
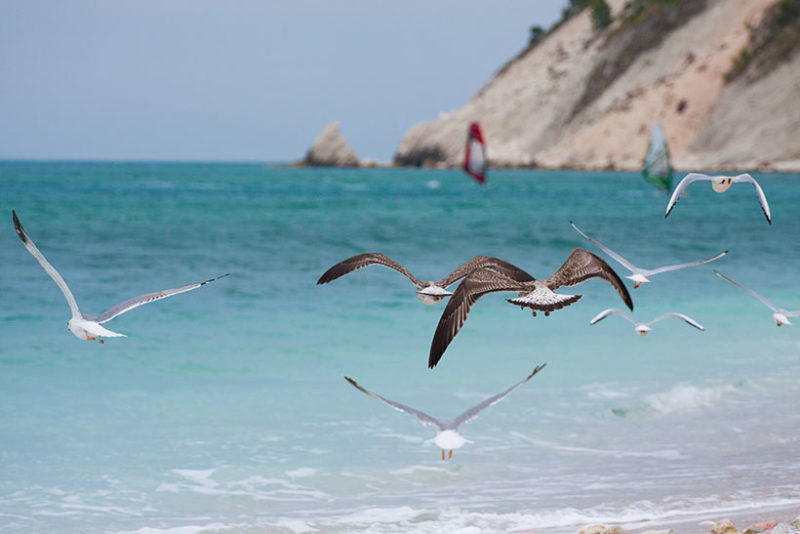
top-left (462, 122), bottom-right (487, 184)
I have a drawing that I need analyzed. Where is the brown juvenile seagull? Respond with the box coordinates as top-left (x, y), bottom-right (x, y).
top-left (428, 248), bottom-right (633, 368)
top-left (317, 253), bottom-right (534, 305)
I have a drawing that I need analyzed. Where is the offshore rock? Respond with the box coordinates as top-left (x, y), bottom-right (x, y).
top-left (302, 122), bottom-right (360, 167)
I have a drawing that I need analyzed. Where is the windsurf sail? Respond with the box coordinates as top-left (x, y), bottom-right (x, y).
top-left (642, 123), bottom-right (672, 192)
top-left (463, 122), bottom-right (487, 184)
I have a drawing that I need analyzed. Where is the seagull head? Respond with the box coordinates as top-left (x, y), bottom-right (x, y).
top-left (711, 176), bottom-right (734, 193)
top-left (635, 324), bottom-right (651, 336)
top-left (416, 285), bottom-right (453, 305)
top-left (627, 273), bottom-right (649, 288)
top-left (773, 312), bottom-right (792, 327)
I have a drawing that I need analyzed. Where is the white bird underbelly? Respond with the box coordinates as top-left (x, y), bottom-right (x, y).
top-left (69, 318), bottom-right (126, 341)
top-left (434, 430), bottom-right (467, 450)
top-left (774, 313), bottom-right (792, 326)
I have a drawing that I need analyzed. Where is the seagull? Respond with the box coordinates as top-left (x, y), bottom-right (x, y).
top-left (714, 270), bottom-right (800, 326)
top-left (345, 363), bottom-right (546, 460)
top-left (317, 253), bottom-right (534, 305)
top-left (12, 210), bottom-right (229, 342)
top-left (571, 221), bottom-right (727, 288)
top-left (429, 248), bottom-right (632, 368)
top-left (665, 173), bottom-right (771, 224)
top-left (589, 308), bottom-right (704, 336)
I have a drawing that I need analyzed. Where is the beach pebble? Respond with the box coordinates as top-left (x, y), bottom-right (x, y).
top-left (743, 522), bottom-right (778, 534)
top-left (576, 525), bottom-right (622, 534)
top-left (760, 524), bottom-right (800, 534)
top-left (706, 519), bottom-right (739, 534)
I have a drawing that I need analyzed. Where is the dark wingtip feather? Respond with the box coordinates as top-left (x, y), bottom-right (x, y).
top-left (528, 362), bottom-right (547, 380)
top-left (428, 343), bottom-right (442, 369)
top-left (201, 273), bottom-right (230, 285)
top-left (11, 210), bottom-right (28, 244)
top-left (317, 264), bottom-right (345, 285)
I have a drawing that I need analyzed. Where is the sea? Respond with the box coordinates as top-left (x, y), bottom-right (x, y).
top-left (1, 162), bottom-right (799, 534)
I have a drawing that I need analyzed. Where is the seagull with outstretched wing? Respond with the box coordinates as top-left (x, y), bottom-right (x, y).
top-left (12, 210), bottom-right (228, 343)
top-left (714, 270), bottom-right (800, 326)
top-left (428, 248), bottom-right (632, 368)
top-left (665, 173), bottom-right (771, 224)
top-left (317, 253), bottom-right (534, 305)
top-left (589, 308), bottom-right (704, 336)
top-left (345, 363), bottom-right (546, 459)
top-left (571, 221), bottom-right (727, 288)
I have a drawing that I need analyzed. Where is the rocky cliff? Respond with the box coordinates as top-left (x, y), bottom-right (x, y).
top-left (394, 0), bottom-right (800, 172)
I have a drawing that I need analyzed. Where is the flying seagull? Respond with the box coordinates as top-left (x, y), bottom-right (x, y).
top-left (665, 173), bottom-right (771, 224)
top-left (429, 248), bottom-right (632, 368)
top-left (589, 308), bottom-right (704, 336)
top-left (345, 363), bottom-right (546, 460)
top-left (317, 253), bottom-right (534, 305)
top-left (12, 210), bottom-right (229, 342)
top-left (571, 221), bottom-right (727, 288)
top-left (714, 270), bottom-right (800, 326)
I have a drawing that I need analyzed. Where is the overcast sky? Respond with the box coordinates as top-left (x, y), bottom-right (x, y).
top-left (0, 1), bottom-right (564, 162)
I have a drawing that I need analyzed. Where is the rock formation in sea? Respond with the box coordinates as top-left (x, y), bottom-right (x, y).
top-left (302, 122), bottom-right (360, 167)
top-left (394, 0), bottom-right (800, 172)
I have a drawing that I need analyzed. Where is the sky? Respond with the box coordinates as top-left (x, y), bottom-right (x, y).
top-left (0, 1), bottom-right (564, 162)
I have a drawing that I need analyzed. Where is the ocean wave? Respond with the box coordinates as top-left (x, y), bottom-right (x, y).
top-left (510, 433), bottom-right (684, 460)
top-left (612, 381), bottom-right (747, 417)
top-left (155, 469), bottom-right (328, 502)
top-left (261, 494), bottom-right (800, 533)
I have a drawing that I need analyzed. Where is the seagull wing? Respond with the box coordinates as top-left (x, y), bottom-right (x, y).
top-left (733, 173), bottom-right (771, 224)
top-left (590, 308), bottom-right (635, 325)
top-left (12, 210), bottom-right (82, 320)
top-left (317, 253), bottom-right (422, 286)
top-left (85, 274), bottom-right (229, 323)
top-left (665, 173), bottom-right (708, 218)
top-left (714, 270), bottom-right (779, 312)
top-left (648, 313), bottom-right (704, 330)
top-left (437, 256), bottom-right (535, 287)
top-left (644, 250), bottom-right (727, 276)
top-left (344, 376), bottom-right (443, 429)
top-left (429, 267), bottom-right (532, 369)
top-left (453, 363), bottom-right (547, 427)
top-left (545, 248), bottom-right (633, 311)
top-left (570, 221), bottom-right (638, 273)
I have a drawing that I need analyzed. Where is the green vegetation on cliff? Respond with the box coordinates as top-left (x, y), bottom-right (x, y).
top-left (569, 0), bottom-right (707, 120)
top-left (725, 0), bottom-right (800, 83)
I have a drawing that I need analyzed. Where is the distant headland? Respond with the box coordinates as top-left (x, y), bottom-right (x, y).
top-left (301, 0), bottom-right (800, 172)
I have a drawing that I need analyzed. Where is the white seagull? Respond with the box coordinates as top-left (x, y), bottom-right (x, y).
top-left (345, 363), bottom-right (546, 460)
top-left (714, 270), bottom-right (800, 326)
top-left (13, 210), bottom-right (229, 342)
top-left (571, 221), bottom-right (727, 288)
top-left (665, 173), bottom-right (771, 224)
top-left (590, 308), bottom-right (704, 336)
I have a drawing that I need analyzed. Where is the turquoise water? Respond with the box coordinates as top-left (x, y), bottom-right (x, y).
top-left (1, 162), bottom-right (799, 533)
